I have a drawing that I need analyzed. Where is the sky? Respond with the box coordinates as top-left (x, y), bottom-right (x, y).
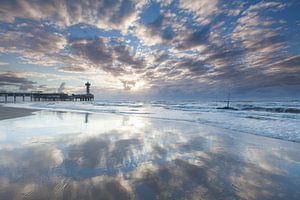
top-left (0, 0), bottom-right (300, 100)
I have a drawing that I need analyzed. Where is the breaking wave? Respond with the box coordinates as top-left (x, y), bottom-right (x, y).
top-left (241, 107), bottom-right (300, 114)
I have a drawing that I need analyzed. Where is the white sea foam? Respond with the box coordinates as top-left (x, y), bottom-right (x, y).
top-left (3, 100), bottom-right (300, 142)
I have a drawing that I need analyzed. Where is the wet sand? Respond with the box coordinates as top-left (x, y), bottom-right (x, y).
top-left (0, 105), bottom-right (40, 120)
top-left (0, 110), bottom-right (299, 199)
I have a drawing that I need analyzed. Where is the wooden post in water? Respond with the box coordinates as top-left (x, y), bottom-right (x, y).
top-left (226, 92), bottom-right (230, 108)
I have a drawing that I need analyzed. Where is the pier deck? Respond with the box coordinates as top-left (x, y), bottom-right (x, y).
top-left (0, 92), bottom-right (94, 103)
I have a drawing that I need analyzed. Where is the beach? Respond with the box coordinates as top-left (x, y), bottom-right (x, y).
top-left (1, 0), bottom-right (299, 199)
top-left (0, 102), bottom-right (299, 199)
top-left (0, 105), bottom-right (40, 120)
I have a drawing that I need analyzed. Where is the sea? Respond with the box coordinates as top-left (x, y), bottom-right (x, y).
top-left (5, 100), bottom-right (300, 143)
top-left (1, 100), bottom-right (300, 199)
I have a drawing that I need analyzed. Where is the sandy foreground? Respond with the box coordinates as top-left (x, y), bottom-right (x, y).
top-left (0, 105), bottom-right (300, 199)
top-left (0, 105), bottom-right (40, 120)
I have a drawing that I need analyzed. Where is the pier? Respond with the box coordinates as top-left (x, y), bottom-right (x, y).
top-left (0, 82), bottom-right (94, 103)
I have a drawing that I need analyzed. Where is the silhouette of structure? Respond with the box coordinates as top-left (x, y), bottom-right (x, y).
top-left (85, 113), bottom-right (89, 123)
top-left (216, 92), bottom-right (238, 110)
top-left (85, 82), bottom-right (91, 94)
top-left (226, 92), bottom-right (230, 108)
top-left (0, 82), bottom-right (94, 103)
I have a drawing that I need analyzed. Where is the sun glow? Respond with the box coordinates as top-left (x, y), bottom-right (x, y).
top-left (131, 80), bottom-right (147, 92)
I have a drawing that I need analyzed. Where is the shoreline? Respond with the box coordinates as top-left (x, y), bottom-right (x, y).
top-left (1, 102), bottom-right (299, 144)
top-left (0, 105), bottom-right (40, 120)
top-left (0, 108), bottom-right (299, 199)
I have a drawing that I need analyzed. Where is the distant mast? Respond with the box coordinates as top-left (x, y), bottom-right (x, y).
top-left (85, 82), bottom-right (91, 95)
top-left (216, 88), bottom-right (236, 110)
top-left (226, 92), bottom-right (230, 108)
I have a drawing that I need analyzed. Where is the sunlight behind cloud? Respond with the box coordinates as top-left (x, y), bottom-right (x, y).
top-left (130, 80), bottom-right (147, 92)
top-left (0, 0), bottom-right (299, 99)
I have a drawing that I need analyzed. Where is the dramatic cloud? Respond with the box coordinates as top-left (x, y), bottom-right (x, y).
top-left (0, 0), bottom-right (299, 98)
top-left (178, 0), bottom-right (220, 24)
top-left (0, 0), bottom-right (141, 32)
top-left (67, 38), bottom-right (145, 76)
top-left (0, 72), bottom-right (36, 91)
top-left (121, 80), bottom-right (136, 90)
top-left (0, 23), bottom-right (67, 66)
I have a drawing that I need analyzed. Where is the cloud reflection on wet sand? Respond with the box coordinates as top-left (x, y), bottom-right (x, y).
top-left (0, 111), bottom-right (300, 199)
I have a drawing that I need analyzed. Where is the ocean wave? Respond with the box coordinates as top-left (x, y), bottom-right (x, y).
top-left (241, 107), bottom-right (300, 114)
top-left (92, 102), bottom-right (144, 108)
top-left (4, 101), bottom-right (300, 143)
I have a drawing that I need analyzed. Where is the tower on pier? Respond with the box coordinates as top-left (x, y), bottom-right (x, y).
top-left (85, 82), bottom-right (91, 94)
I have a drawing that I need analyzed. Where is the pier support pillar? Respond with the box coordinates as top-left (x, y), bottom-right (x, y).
top-left (14, 95), bottom-right (16, 103)
top-left (22, 95), bottom-right (25, 101)
top-left (5, 95), bottom-right (7, 103)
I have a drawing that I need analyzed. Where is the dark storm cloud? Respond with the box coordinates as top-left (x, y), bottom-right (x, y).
top-left (0, 72), bottom-right (36, 91)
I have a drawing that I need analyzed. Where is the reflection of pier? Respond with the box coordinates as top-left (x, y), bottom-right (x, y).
top-left (0, 82), bottom-right (94, 103)
top-left (85, 113), bottom-right (89, 123)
